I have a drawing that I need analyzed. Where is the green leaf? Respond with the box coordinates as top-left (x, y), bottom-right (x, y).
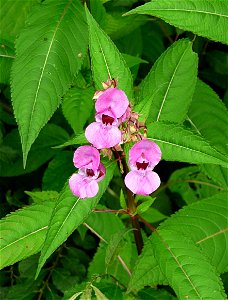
top-left (62, 86), bottom-right (94, 134)
top-left (0, 0), bottom-right (38, 42)
top-left (187, 80), bottom-right (228, 187)
top-left (140, 207), bottom-right (167, 224)
top-left (152, 229), bottom-right (226, 299)
top-left (122, 53), bottom-right (148, 68)
top-left (36, 160), bottom-right (116, 277)
top-left (0, 40), bottom-right (15, 84)
top-left (138, 288), bottom-right (176, 300)
top-left (85, 5), bottom-right (133, 98)
top-left (160, 193), bottom-right (228, 274)
top-left (105, 230), bottom-right (129, 268)
top-left (125, 0), bottom-right (228, 45)
top-left (11, 0), bottom-right (88, 166)
top-left (168, 166), bottom-right (225, 205)
top-left (25, 191), bottom-right (59, 204)
top-left (119, 189), bottom-right (127, 209)
top-left (0, 124), bottom-right (69, 177)
top-left (147, 122), bottom-right (228, 167)
top-left (0, 201), bottom-right (55, 270)
top-left (42, 151), bottom-right (75, 192)
top-left (129, 193), bottom-right (228, 291)
top-left (136, 197), bottom-right (156, 214)
top-left (85, 205), bottom-right (125, 242)
top-left (53, 132), bottom-right (88, 149)
top-left (187, 80), bottom-right (228, 154)
top-left (128, 239), bottom-right (167, 292)
top-left (136, 38), bottom-right (198, 123)
top-left (92, 285), bottom-right (109, 300)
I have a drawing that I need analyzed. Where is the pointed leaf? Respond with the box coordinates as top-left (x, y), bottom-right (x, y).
top-left (36, 161), bottom-right (116, 277)
top-left (85, 6), bottom-right (133, 98)
top-left (11, 0), bottom-right (88, 165)
top-left (152, 229), bottom-right (226, 299)
top-left (0, 201), bottom-right (55, 270)
top-left (125, 0), bottom-right (228, 45)
top-left (137, 39), bottom-right (198, 123)
top-left (147, 122), bottom-right (228, 167)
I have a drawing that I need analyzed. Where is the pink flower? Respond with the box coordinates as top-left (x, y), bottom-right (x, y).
top-left (95, 88), bottom-right (129, 118)
top-left (69, 146), bottom-right (105, 199)
top-left (124, 139), bottom-right (161, 196)
top-left (85, 87), bottom-right (130, 149)
top-left (85, 111), bottom-right (122, 149)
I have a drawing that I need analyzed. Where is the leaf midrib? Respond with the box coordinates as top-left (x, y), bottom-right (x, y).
top-left (0, 226), bottom-right (48, 252)
top-left (157, 233), bottom-right (203, 299)
top-left (150, 137), bottom-right (227, 165)
top-left (156, 43), bottom-right (190, 121)
top-left (25, 0), bottom-right (73, 151)
top-left (140, 7), bottom-right (228, 19)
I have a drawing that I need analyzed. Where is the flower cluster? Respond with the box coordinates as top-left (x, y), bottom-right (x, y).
top-left (69, 80), bottom-right (162, 199)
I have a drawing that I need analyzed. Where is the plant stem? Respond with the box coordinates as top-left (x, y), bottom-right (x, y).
top-left (114, 150), bottom-right (143, 255)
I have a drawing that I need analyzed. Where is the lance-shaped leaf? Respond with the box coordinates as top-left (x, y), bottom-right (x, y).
top-left (36, 161), bottom-right (116, 277)
top-left (0, 201), bottom-right (55, 270)
top-left (85, 5), bottom-right (133, 98)
top-left (125, 0), bottom-right (228, 45)
top-left (11, 0), bottom-right (88, 166)
top-left (136, 39), bottom-right (198, 123)
top-left (147, 122), bottom-right (228, 167)
top-left (152, 230), bottom-right (226, 299)
top-left (187, 80), bottom-right (228, 187)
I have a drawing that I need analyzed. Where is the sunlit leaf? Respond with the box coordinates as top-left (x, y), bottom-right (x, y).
top-left (11, 0), bottom-right (88, 165)
top-left (147, 122), bottom-right (228, 167)
top-left (137, 39), bottom-right (198, 123)
top-left (125, 0), bottom-right (228, 45)
top-left (0, 201), bottom-right (55, 270)
top-left (85, 5), bottom-right (133, 98)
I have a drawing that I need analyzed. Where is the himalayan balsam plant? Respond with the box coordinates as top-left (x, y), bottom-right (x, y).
top-left (0, 0), bottom-right (228, 299)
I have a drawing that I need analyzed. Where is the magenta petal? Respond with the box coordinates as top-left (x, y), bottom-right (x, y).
top-left (85, 122), bottom-right (122, 149)
top-left (73, 145), bottom-right (100, 170)
top-left (95, 88), bottom-right (129, 118)
top-left (96, 163), bottom-right (106, 182)
top-left (129, 139), bottom-right (161, 169)
top-left (124, 170), bottom-right (161, 196)
top-left (69, 173), bottom-right (99, 199)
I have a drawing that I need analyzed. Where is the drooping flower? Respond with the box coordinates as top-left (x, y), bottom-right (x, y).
top-left (85, 87), bottom-right (130, 149)
top-left (124, 139), bottom-right (161, 196)
top-left (69, 146), bottom-right (105, 199)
